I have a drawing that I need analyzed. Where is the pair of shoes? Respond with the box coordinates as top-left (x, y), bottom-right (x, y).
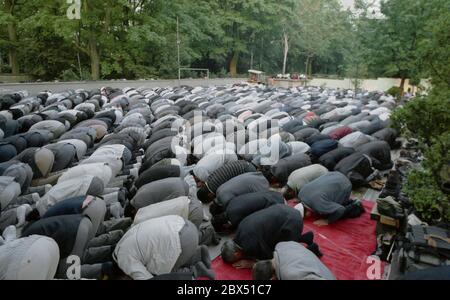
top-left (369, 179), bottom-right (385, 191)
top-left (377, 196), bottom-right (404, 219)
top-left (109, 203), bottom-right (124, 219)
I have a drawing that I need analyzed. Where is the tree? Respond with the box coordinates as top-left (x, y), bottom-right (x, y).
top-left (294, 0), bottom-right (350, 77)
top-left (364, 0), bottom-right (426, 95)
top-left (343, 0), bottom-right (375, 95)
top-left (415, 0), bottom-right (450, 88)
top-left (0, 0), bottom-right (20, 75)
top-left (389, 0), bottom-right (450, 225)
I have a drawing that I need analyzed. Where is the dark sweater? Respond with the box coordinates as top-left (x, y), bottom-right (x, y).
top-left (270, 153), bottom-right (312, 185)
top-left (22, 214), bottom-right (84, 258)
top-left (334, 152), bottom-right (373, 186)
top-left (135, 165), bottom-right (181, 189)
top-left (356, 141), bottom-right (393, 171)
top-left (227, 191), bottom-right (285, 227)
top-left (42, 197), bottom-right (86, 219)
top-left (319, 147), bottom-right (355, 170)
top-left (235, 204), bottom-right (303, 260)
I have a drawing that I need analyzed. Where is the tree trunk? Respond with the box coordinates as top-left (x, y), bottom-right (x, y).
top-left (259, 38), bottom-right (263, 70)
top-left (305, 57), bottom-right (309, 76)
top-left (5, 0), bottom-right (19, 75)
top-left (399, 76), bottom-right (406, 98)
top-left (282, 32), bottom-right (289, 75)
top-left (89, 36), bottom-right (100, 80)
top-left (229, 52), bottom-right (238, 77)
top-left (308, 56), bottom-right (313, 78)
top-left (7, 23), bottom-right (19, 75)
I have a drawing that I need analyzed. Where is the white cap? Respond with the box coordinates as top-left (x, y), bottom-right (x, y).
top-left (294, 203), bottom-right (304, 218)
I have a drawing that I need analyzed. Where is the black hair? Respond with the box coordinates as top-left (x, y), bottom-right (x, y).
top-left (252, 260), bottom-right (275, 280)
top-left (282, 186), bottom-right (296, 200)
top-left (260, 166), bottom-right (273, 181)
top-left (197, 186), bottom-right (213, 204)
top-left (209, 202), bottom-right (225, 216)
top-left (211, 212), bottom-right (230, 233)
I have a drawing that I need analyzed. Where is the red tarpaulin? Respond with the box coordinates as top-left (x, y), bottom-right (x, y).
top-left (211, 200), bottom-right (382, 280)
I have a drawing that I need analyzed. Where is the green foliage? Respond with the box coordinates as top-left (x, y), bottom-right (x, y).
top-left (0, 0), bottom-right (357, 80)
top-left (391, 83), bottom-right (450, 225)
top-left (415, 0), bottom-right (450, 88)
top-left (0, 0), bottom-right (448, 82)
top-left (423, 133), bottom-right (450, 186)
top-left (367, 0), bottom-right (423, 81)
top-left (60, 69), bottom-right (80, 82)
top-left (405, 169), bottom-right (449, 224)
top-left (391, 89), bottom-right (450, 146)
top-left (387, 86), bottom-right (402, 99)
top-left (407, 133), bottom-right (450, 224)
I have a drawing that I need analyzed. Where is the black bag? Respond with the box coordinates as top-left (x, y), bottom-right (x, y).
top-left (398, 226), bottom-right (450, 274)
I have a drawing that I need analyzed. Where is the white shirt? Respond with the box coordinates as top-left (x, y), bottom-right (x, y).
top-left (58, 163), bottom-right (113, 187)
top-left (0, 235), bottom-right (60, 280)
top-left (37, 175), bottom-right (97, 215)
top-left (113, 216), bottom-right (185, 280)
top-left (287, 142), bottom-right (311, 155)
top-left (192, 133), bottom-right (226, 158)
top-left (133, 197), bottom-right (191, 226)
top-left (0, 176), bottom-right (21, 210)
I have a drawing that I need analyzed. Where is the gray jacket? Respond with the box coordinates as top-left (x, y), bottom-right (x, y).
top-left (274, 242), bottom-right (335, 280)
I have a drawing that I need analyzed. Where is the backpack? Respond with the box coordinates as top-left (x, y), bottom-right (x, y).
top-left (398, 225), bottom-right (450, 274)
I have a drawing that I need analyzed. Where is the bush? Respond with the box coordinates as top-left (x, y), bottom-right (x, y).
top-left (391, 89), bottom-right (450, 146)
top-left (392, 87), bottom-right (450, 225)
top-left (405, 170), bottom-right (450, 224)
top-left (387, 86), bottom-right (402, 100)
top-left (423, 133), bottom-right (450, 186)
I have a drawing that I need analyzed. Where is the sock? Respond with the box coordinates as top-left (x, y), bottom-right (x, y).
top-left (3, 226), bottom-right (17, 242)
top-left (16, 204), bottom-right (32, 227)
top-left (109, 203), bottom-right (123, 219)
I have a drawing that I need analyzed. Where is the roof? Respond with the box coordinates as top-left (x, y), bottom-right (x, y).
top-left (248, 70), bottom-right (264, 75)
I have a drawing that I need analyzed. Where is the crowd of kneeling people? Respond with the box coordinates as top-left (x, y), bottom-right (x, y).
top-left (0, 84), bottom-right (398, 280)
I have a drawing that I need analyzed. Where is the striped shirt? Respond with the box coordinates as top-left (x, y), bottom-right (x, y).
top-left (205, 160), bottom-right (256, 193)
